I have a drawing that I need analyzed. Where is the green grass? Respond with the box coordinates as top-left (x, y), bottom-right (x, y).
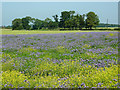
top-left (1, 29), bottom-right (118, 35)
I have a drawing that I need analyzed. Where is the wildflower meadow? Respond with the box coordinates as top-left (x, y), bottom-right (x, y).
top-left (1, 31), bottom-right (119, 88)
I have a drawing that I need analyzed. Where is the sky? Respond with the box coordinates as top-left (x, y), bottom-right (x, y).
top-left (2, 2), bottom-right (118, 26)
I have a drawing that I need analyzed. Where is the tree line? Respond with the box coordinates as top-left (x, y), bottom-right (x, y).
top-left (12, 11), bottom-right (100, 30)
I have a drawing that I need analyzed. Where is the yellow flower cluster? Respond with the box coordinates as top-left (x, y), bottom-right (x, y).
top-left (2, 60), bottom-right (118, 88)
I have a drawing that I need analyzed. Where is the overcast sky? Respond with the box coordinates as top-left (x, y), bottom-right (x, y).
top-left (2, 2), bottom-right (118, 26)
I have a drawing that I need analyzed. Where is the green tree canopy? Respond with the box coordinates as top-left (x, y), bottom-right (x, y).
top-left (12, 18), bottom-right (23, 30)
top-left (86, 12), bottom-right (100, 29)
top-left (52, 15), bottom-right (58, 22)
top-left (32, 19), bottom-right (43, 30)
top-left (78, 14), bottom-right (85, 30)
top-left (12, 11), bottom-right (100, 30)
top-left (44, 18), bottom-right (52, 29)
top-left (60, 11), bottom-right (75, 28)
top-left (22, 16), bottom-right (32, 30)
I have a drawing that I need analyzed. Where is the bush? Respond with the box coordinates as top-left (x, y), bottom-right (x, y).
top-left (114, 28), bottom-right (120, 30)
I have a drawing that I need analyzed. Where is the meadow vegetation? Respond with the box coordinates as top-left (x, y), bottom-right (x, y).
top-left (1, 29), bottom-right (118, 35)
top-left (1, 31), bottom-right (119, 88)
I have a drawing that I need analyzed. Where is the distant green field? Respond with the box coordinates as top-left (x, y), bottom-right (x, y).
top-left (1, 29), bottom-right (118, 35)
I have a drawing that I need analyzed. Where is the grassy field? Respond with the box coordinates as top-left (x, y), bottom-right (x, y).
top-left (1, 29), bottom-right (118, 35)
top-left (1, 30), bottom-right (119, 88)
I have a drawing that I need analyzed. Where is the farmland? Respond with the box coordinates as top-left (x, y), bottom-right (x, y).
top-left (1, 30), bottom-right (119, 88)
top-left (1, 29), bottom-right (118, 35)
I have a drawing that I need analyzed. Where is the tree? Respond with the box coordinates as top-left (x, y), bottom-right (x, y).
top-left (33, 19), bottom-right (43, 30)
top-left (65, 19), bottom-right (74, 30)
top-left (69, 11), bottom-right (75, 19)
top-left (86, 12), bottom-right (99, 29)
top-left (66, 14), bottom-right (85, 30)
top-left (78, 14), bottom-right (85, 30)
top-left (65, 20), bottom-right (71, 29)
top-left (12, 18), bottom-right (23, 30)
top-left (59, 11), bottom-right (70, 28)
top-left (48, 21), bottom-right (58, 29)
top-left (44, 18), bottom-right (52, 29)
top-left (22, 16), bottom-right (32, 30)
top-left (73, 14), bottom-right (79, 29)
top-left (60, 11), bottom-right (75, 29)
top-left (52, 15), bottom-right (58, 22)
top-left (52, 15), bottom-right (59, 28)
top-left (11, 11), bottom-right (100, 30)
